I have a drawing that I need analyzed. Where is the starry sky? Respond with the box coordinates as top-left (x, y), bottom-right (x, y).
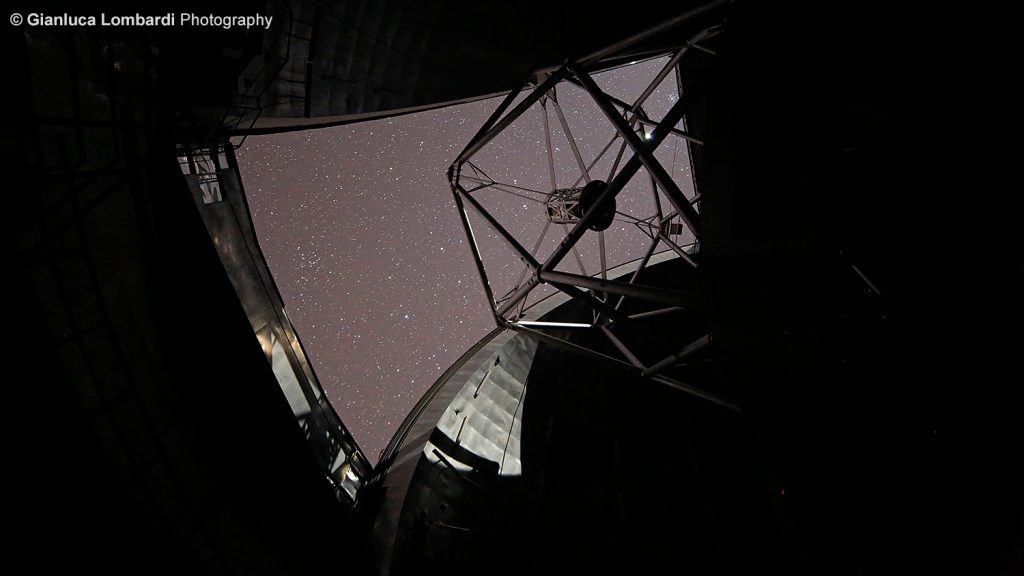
top-left (236, 56), bottom-right (693, 462)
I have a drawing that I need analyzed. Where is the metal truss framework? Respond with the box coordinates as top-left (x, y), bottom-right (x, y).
top-left (449, 23), bottom-right (738, 411)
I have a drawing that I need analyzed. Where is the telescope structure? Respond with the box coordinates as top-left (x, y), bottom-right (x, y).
top-left (7, 1), bottom-right (1022, 575)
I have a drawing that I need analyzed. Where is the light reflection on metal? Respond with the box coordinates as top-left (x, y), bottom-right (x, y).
top-left (430, 448), bottom-right (495, 497)
top-left (423, 441), bottom-right (472, 472)
top-left (643, 333), bottom-right (712, 378)
top-left (270, 333), bottom-right (313, 417)
top-left (182, 143), bottom-right (369, 503)
top-left (651, 374), bottom-right (739, 412)
top-left (514, 321), bottom-right (592, 329)
top-left (425, 336), bottom-right (536, 477)
top-left (338, 462), bottom-right (360, 500)
top-left (178, 148), bottom-right (225, 204)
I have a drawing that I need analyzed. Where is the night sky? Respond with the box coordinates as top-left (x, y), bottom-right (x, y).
top-left (236, 56), bottom-right (692, 462)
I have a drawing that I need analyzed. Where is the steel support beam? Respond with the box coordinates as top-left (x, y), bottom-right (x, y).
top-left (462, 77), bottom-right (528, 161)
top-left (514, 321), bottom-right (592, 329)
top-left (456, 185), bottom-right (540, 268)
top-left (509, 325), bottom-right (738, 412)
top-left (571, 64), bottom-right (702, 238)
top-left (496, 277), bottom-right (540, 318)
top-left (659, 232), bottom-right (698, 268)
top-left (631, 26), bottom-right (722, 113)
top-left (546, 280), bottom-right (629, 323)
top-left (628, 306), bottom-right (685, 320)
top-left (453, 192), bottom-right (500, 320)
top-left (542, 69), bottom-right (706, 273)
top-left (614, 236), bottom-right (661, 310)
top-left (578, 0), bottom-right (729, 64)
top-left (651, 374), bottom-right (740, 412)
top-left (551, 95), bottom-right (592, 183)
top-left (601, 326), bottom-right (645, 369)
top-left (456, 67), bottom-right (569, 164)
top-left (540, 269), bottom-right (687, 306)
top-left (643, 334), bottom-right (711, 377)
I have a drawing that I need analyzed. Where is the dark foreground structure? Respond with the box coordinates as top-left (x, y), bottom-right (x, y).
top-left (6, 1), bottom-right (1023, 574)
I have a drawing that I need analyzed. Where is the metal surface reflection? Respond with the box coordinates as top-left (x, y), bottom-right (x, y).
top-left (425, 335), bottom-right (537, 476)
top-left (183, 143), bottom-right (370, 503)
